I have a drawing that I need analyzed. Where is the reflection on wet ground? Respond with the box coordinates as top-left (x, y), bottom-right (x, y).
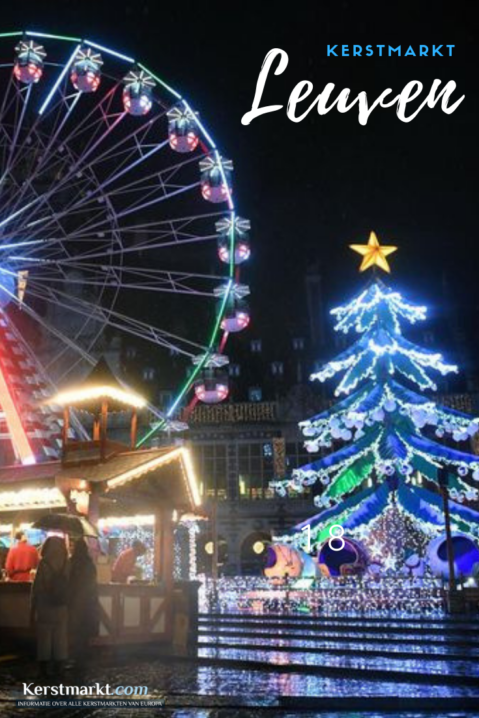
top-left (1, 611), bottom-right (478, 716)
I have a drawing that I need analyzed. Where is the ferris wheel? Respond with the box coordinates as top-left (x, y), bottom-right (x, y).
top-left (0, 30), bottom-right (250, 464)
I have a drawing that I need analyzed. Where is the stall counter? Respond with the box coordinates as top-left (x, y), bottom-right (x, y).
top-left (0, 581), bottom-right (189, 646)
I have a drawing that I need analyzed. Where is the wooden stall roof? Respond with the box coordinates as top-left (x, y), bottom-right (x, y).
top-left (0, 462), bottom-right (57, 486)
top-left (0, 446), bottom-right (200, 514)
top-left (49, 357), bottom-right (146, 413)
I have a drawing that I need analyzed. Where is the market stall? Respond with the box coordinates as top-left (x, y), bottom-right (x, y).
top-left (0, 360), bottom-right (202, 647)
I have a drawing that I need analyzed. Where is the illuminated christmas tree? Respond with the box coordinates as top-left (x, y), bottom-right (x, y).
top-left (272, 233), bottom-right (479, 569)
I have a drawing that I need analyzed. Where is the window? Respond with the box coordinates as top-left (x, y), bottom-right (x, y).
top-left (238, 442), bottom-right (275, 499)
top-left (250, 339), bottom-right (262, 353)
top-left (159, 391), bottom-right (172, 409)
top-left (263, 443), bottom-right (273, 458)
top-left (194, 444), bottom-right (227, 499)
top-left (143, 367), bottom-right (155, 381)
top-left (248, 386), bottom-right (262, 402)
top-left (292, 337), bottom-right (304, 351)
top-left (271, 361), bottom-right (284, 376)
top-left (286, 441), bottom-right (317, 471)
top-left (126, 346), bottom-right (137, 359)
top-left (229, 363), bottom-right (241, 377)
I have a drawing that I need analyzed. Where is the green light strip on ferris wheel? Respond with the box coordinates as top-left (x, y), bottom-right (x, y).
top-left (133, 65), bottom-right (237, 442)
top-left (137, 272), bottom-right (235, 447)
top-left (229, 222), bottom-right (235, 277)
top-left (167, 224), bottom-right (235, 412)
top-left (138, 221), bottom-right (236, 445)
top-left (137, 63), bottom-right (182, 100)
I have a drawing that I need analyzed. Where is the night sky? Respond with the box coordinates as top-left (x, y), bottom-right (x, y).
top-left (2, 1), bottom-right (478, 384)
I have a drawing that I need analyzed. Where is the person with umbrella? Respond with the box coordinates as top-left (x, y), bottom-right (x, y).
top-left (31, 536), bottom-right (69, 677)
top-left (33, 514), bottom-right (97, 539)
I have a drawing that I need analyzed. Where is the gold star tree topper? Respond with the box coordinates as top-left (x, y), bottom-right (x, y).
top-left (350, 231), bottom-right (398, 273)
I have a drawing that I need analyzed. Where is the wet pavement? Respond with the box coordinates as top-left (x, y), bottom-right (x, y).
top-left (1, 612), bottom-right (478, 716)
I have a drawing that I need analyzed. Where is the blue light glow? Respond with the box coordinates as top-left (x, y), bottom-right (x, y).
top-left (38, 44), bottom-right (81, 115)
top-left (85, 40), bottom-right (134, 64)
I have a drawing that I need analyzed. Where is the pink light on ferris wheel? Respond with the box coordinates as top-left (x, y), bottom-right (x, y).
top-left (221, 310), bottom-right (250, 333)
top-left (70, 47), bottom-right (103, 93)
top-left (123, 88), bottom-right (152, 116)
top-left (14, 60), bottom-right (43, 84)
top-left (169, 131), bottom-right (199, 153)
top-left (201, 180), bottom-right (231, 203)
top-left (13, 39), bottom-right (46, 85)
top-left (218, 241), bottom-right (251, 265)
top-left (122, 68), bottom-right (155, 116)
top-left (194, 382), bottom-right (229, 404)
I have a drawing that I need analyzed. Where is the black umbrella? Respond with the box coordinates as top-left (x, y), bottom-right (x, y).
top-left (32, 513), bottom-right (98, 538)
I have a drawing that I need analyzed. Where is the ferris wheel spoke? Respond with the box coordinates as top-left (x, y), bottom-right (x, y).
top-left (22, 142), bottom-right (206, 243)
top-left (54, 180), bottom-right (203, 239)
top-left (0, 84), bottom-right (32, 184)
top-left (36, 82), bottom-right (121, 165)
top-left (4, 310), bottom-right (91, 440)
top-left (24, 280), bottom-right (208, 356)
top-left (0, 71), bottom-right (16, 123)
top-left (5, 229), bottom-right (220, 267)
top-left (10, 209), bottom-right (224, 259)
top-left (6, 210), bottom-right (226, 262)
top-left (31, 260), bottom-right (223, 283)
top-left (8, 294), bottom-right (166, 423)
top-left (6, 89), bottom-right (80, 190)
top-left (27, 266), bottom-right (221, 295)
top-left (8, 292), bottom-right (114, 391)
top-left (1, 164), bottom-right (120, 263)
top-left (0, 83), bottom-right (120, 218)
top-left (8, 295), bottom-right (97, 366)
top-left (6, 114), bottom-right (175, 242)
top-left (0, 111), bottom-right (128, 236)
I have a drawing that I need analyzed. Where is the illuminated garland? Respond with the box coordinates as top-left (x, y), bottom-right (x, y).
top-left (198, 573), bottom-right (444, 615)
top-left (185, 401), bottom-right (277, 424)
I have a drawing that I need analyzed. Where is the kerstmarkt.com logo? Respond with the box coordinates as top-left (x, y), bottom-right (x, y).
top-left (22, 682), bottom-right (154, 698)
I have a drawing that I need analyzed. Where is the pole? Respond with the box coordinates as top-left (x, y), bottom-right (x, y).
top-left (438, 467), bottom-right (456, 591)
top-left (211, 498), bottom-right (219, 607)
top-left (100, 399), bottom-right (108, 461)
top-left (130, 408), bottom-right (138, 449)
top-left (62, 407), bottom-right (69, 462)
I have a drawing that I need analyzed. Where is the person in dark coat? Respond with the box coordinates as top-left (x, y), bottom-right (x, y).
top-left (31, 536), bottom-right (69, 677)
top-left (68, 539), bottom-right (99, 668)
